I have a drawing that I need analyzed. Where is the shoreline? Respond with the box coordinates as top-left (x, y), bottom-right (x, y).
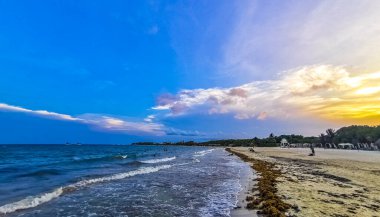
top-left (231, 160), bottom-right (258, 217)
top-left (229, 147), bottom-right (380, 217)
top-left (227, 148), bottom-right (292, 217)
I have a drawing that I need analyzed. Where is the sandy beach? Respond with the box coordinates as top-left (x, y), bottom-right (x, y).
top-left (230, 147), bottom-right (380, 217)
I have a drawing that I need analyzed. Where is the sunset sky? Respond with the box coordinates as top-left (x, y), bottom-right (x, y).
top-left (1, 0), bottom-right (379, 143)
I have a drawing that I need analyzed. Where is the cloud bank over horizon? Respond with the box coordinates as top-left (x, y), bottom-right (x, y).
top-left (0, 103), bottom-right (201, 137)
top-left (154, 65), bottom-right (380, 125)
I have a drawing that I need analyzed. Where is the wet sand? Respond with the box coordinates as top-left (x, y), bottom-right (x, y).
top-left (231, 165), bottom-right (258, 217)
top-left (230, 147), bottom-right (380, 217)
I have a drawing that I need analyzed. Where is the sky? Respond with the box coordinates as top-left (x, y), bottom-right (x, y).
top-left (1, 0), bottom-right (380, 144)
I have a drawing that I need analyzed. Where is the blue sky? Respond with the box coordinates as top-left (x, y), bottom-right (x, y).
top-left (1, 0), bottom-right (380, 143)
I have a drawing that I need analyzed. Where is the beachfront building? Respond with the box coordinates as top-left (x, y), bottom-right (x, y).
top-left (303, 143), bottom-right (311, 148)
top-left (280, 138), bottom-right (289, 148)
top-left (338, 143), bottom-right (354, 149)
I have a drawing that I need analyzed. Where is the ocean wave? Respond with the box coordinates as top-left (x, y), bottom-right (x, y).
top-left (114, 155), bottom-right (128, 159)
top-left (118, 160), bottom-right (143, 167)
top-left (0, 187), bottom-right (64, 214)
top-left (72, 154), bottom-right (128, 163)
top-left (193, 149), bottom-right (214, 157)
top-left (70, 164), bottom-right (171, 187)
top-left (0, 165), bottom-right (172, 214)
top-left (199, 179), bottom-right (241, 217)
top-left (140, 157), bottom-right (176, 164)
top-left (16, 169), bottom-right (62, 178)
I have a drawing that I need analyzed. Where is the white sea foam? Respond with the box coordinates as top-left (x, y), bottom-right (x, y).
top-left (71, 165), bottom-right (171, 187)
top-left (140, 156), bottom-right (176, 164)
top-left (193, 149), bottom-right (214, 157)
top-left (0, 187), bottom-right (64, 214)
top-left (0, 165), bottom-right (172, 214)
top-left (117, 155), bottom-right (128, 159)
top-left (199, 180), bottom-right (241, 217)
top-left (73, 154), bottom-right (127, 162)
top-left (193, 158), bottom-right (201, 163)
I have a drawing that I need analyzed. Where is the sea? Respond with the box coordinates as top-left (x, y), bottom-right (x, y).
top-left (0, 145), bottom-right (251, 217)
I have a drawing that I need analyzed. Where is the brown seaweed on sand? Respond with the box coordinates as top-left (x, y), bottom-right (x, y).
top-left (226, 148), bottom-right (291, 217)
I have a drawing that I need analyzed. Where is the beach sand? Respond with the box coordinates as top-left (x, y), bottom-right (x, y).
top-left (230, 147), bottom-right (380, 217)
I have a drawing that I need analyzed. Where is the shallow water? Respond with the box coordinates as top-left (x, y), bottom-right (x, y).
top-left (0, 145), bottom-right (250, 217)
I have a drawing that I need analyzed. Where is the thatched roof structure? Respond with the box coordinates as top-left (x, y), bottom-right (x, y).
top-left (338, 143), bottom-right (354, 147)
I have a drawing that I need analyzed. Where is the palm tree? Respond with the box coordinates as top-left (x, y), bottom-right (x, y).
top-left (326, 128), bottom-right (336, 143)
top-left (319, 133), bottom-right (326, 145)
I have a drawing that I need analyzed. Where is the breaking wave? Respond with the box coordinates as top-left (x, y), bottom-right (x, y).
top-left (193, 149), bottom-right (214, 157)
top-left (72, 154), bottom-right (128, 163)
top-left (140, 157), bottom-right (176, 164)
top-left (0, 188), bottom-right (64, 215)
top-left (0, 165), bottom-right (172, 214)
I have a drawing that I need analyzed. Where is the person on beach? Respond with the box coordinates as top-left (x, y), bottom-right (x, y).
top-left (309, 144), bottom-right (315, 156)
top-left (249, 143), bottom-right (255, 152)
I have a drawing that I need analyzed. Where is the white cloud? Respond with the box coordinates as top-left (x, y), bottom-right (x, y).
top-left (78, 114), bottom-right (165, 136)
top-left (153, 65), bottom-right (380, 124)
top-left (144, 115), bottom-right (156, 122)
top-left (0, 103), bottom-right (80, 121)
top-left (0, 103), bottom-right (165, 136)
top-left (221, 0), bottom-right (380, 82)
top-left (0, 103), bottom-right (205, 136)
top-left (165, 128), bottom-right (202, 137)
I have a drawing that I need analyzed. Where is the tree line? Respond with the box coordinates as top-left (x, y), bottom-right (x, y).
top-left (320, 125), bottom-right (380, 145)
top-left (133, 125), bottom-right (380, 147)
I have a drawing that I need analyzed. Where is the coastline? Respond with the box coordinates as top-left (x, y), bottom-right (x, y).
top-left (231, 161), bottom-right (258, 217)
top-left (227, 148), bottom-right (292, 217)
top-left (229, 147), bottom-right (380, 217)
top-left (0, 146), bottom-right (250, 216)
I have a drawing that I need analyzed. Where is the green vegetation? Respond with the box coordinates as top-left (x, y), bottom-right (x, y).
top-left (195, 132), bottom-right (322, 147)
top-left (133, 134), bottom-right (317, 147)
top-left (333, 125), bottom-right (380, 144)
top-left (133, 125), bottom-right (380, 147)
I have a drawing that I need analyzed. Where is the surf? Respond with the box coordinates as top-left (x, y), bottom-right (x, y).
top-left (194, 149), bottom-right (214, 157)
top-left (140, 156), bottom-right (176, 164)
top-left (0, 165), bottom-right (172, 214)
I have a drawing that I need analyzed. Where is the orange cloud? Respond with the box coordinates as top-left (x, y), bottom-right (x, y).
top-left (153, 65), bottom-right (380, 125)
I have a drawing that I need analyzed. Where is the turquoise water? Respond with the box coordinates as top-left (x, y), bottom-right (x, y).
top-left (0, 145), bottom-right (249, 217)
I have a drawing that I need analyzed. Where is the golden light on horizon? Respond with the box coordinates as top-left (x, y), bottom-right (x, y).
top-left (282, 67), bottom-right (380, 125)
top-left (355, 87), bottom-right (380, 95)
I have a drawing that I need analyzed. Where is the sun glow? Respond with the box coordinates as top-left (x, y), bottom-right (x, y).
top-left (154, 65), bottom-right (380, 125)
top-left (355, 87), bottom-right (380, 95)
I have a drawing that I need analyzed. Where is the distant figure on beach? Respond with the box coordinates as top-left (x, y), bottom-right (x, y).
top-left (309, 144), bottom-right (315, 156)
top-left (249, 144), bottom-right (255, 152)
